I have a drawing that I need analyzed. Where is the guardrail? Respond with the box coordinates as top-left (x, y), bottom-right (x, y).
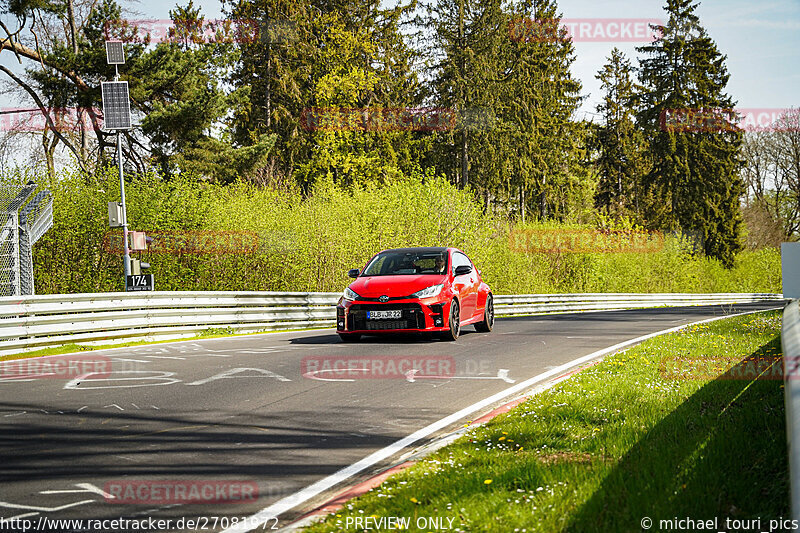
top-left (495, 292), bottom-right (782, 315)
top-left (0, 291), bottom-right (784, 356)
top-left (783, 299), bottom-right (800, 522)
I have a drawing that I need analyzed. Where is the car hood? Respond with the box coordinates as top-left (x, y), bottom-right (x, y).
top-left (350, 275), bottom-right (446, 298)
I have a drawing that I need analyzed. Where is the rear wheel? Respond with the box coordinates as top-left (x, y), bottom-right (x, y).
top-left (475, 294), bottom-right (494, 333)
top-left (440, 299), bottom-right (460, 341)
top-left (338, 333), bottom-right (361, 342)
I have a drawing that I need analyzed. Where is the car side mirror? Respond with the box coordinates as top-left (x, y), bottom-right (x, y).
top-left (455, 265), bottom-right (472, 276)
top-left (348, 269), bottom-right (360, 278)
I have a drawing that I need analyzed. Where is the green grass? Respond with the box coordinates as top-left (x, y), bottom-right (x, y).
top-left (303, 311), bottom-right (788, 532)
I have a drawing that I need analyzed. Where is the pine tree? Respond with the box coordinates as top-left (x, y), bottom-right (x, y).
top-left (636, 0), bottom-right (744, 266)
top-left (593, 48), bottom-right (648, 217)
top-left (425, 0), bottom-right (582, 219)
top-left (505, 0), bottom-right (582, 221)
top-left (223, 0), bottom-right (310, 169)
top-left (423, 0), bottom-right (508, 193)
top-left (224, 0), bottom-right (419, 189)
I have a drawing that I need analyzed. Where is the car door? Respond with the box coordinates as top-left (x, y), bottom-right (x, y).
top-left (451, 252), bottom-right (477, 320)
top-left (463, 254), bottom-right (482, 319)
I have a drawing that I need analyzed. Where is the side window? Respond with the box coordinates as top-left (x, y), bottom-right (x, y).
top-left (452, 253), bottom-right (470, 275)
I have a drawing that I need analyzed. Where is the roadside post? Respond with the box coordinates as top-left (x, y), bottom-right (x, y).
top-left (784, 243), bottom-right (800, 299)
top-left (102, 41), bottom-right (152, 291)
top-left (781, 241), bottom-right (800, 522)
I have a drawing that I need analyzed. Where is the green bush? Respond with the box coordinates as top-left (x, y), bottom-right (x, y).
top-left (28, 168), bottom-right (782, 295)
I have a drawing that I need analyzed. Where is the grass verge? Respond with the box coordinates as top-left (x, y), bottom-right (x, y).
top-left (303, 311), bottom-right (788, 532)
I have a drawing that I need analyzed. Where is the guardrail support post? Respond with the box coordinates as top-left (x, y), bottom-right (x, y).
top-left (784, 300), bottom-right (800, 522)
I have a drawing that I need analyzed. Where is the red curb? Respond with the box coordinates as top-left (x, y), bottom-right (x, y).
top-left (295, 393), bottom-right (541, 524)
top-left (470, 396), bottom-right (529, 426)
top-left (292, 361), bottom-right (598, 526)
top-left (467, 361), bottom-right (599, 427)
top-left (554, 359), bottom-right (601, 381)
top-left (300, 461), bottom-right (417, 520)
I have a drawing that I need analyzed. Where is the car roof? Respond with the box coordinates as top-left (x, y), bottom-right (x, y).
top-left (378, 247), bottom-right (451, 254)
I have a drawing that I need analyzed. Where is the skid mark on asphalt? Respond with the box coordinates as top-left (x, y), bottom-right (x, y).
top-left (186, 368), bottom-right (291, 386)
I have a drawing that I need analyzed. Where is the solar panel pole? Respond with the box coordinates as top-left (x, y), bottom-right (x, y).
top-left (105, 40), bottom-right (131, 282)
top-left (118, 130), bottom-right (130, 279)
top-left (113, 61), bottom-right (130, 279)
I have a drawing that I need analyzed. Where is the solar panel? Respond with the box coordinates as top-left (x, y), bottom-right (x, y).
top-left (101, 82), bottom-right (132, 130)
top-left (105, 41), bottom-right (125, 65)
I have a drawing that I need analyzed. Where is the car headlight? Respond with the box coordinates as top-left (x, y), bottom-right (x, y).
top-left (343, 287), bottom-right (360, 301)
top-left (411, 284), bottom-right (444, 299)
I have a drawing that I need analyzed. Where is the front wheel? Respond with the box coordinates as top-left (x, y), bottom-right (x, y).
top-left (475, 294), bottom-right (494, 333)
top-left (439, 299), bottom-right (460, 341)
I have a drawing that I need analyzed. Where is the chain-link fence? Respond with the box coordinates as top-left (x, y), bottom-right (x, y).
top-left (0, 182), bottom-right (53, 296)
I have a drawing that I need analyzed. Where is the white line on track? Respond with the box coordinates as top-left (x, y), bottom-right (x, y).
top-left (222, 306), bottom-right (782, 532)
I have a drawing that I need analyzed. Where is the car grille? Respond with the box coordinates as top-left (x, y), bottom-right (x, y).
top-left (366, 320), bottom-right (407, 330)
top-left (347, 303), bottom-right (426, 331)
top-left (356, 296), bottom-right (413, 302)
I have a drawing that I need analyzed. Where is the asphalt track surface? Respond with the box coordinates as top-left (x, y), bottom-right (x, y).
top-left (0, 302), bottom-right (784, 531)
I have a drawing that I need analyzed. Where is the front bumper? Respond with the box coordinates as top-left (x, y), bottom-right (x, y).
top-left (337, 299), bottom-right (449, 333)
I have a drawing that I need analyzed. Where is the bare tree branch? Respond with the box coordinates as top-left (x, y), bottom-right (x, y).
top-left (0, 19), bottom-right (26, 64)
top-left (1, 39), bottom-right (92, 92)
top-left (0, 64), bottom-right (88, 173)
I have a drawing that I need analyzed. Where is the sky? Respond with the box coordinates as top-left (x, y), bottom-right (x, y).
top-left (1, 0), bottom-right (798, 126)
top-left (127, 0), bottom-right (800, 120)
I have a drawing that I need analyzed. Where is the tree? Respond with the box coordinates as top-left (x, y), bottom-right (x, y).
top-left (593, 48), bottom-right (648, 218)
top-left (505, 0), bottom-right (582, 221)
top-left (1, 0), bottom-right (271, 181)
top-left (423, 0), bottom-right (507, 191)
top-left (1, 0), bottom-right (105, 174)
top-left (223, 0), bottom-right (419, 190)
top-left (294, 12), bottom-right (405, 188)
top-left (636, 0), bottom-right (744, 266)
top-left (423, 0), bottom-right (582, 220)
top-left (741, 109), bottom-right (800, 242)
top-left (132, 2), bottom-right (276, 181)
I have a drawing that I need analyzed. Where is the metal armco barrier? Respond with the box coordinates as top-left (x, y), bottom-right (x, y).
top-left (783, 299), bottom-right (800, 522)
top-left (0, 291), bottom-right (785, 356)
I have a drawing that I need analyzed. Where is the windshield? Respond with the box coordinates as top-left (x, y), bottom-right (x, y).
top-left (362, 251), bottom-right (448, 276)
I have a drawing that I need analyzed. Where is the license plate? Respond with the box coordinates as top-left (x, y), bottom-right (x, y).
top-left (368, 310), bottom-right (402, 319)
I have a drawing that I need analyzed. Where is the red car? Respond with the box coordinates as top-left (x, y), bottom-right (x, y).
top-left (336, 247), bottom-right (494, 342)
